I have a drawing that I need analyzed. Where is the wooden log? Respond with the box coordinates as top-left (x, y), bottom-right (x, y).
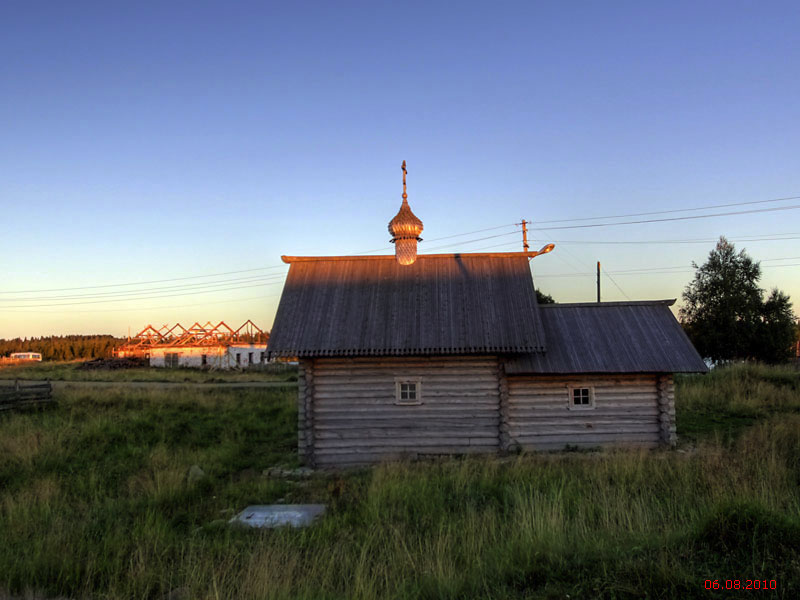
top-left (514, 440), bottom-right (660, 451)
top-left (507, 417), bottom-right (658, 427)
top-left (314, 416), bottom-right (500, 427)
top-left (314, 374), bottom-right (502, 384)
top-left (508, 407), bottom-right (660, 418)
top-left (315, 428), bottom-right (501, 439)
top-left (316, 443), bottom-right (498, 455)
top-left (314, 357), bottom-right (499, 368)
top-left (315, 400), bottom-right (498, 408)
top-left (315, 404), bottom-right (498, 414)
top-left (313, 389), bottom-right (500, 399)
top-left (508, 374), bottom-right (657, 385)
top-left (314, 437), bottom-right (500, 449)
top-left (508, 390), bottom-right (659, 400)
top-left (508, 401), bottom-right (658, 411)
top-left (513, 432), bottom-right (659, 444)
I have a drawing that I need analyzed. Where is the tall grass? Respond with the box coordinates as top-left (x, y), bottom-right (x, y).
top-left (677, 362), bottom-right (800, 443)
top-left (1, 368), bottom-right (799, 599)
top-left (0, 361), bottom-right (298, 383)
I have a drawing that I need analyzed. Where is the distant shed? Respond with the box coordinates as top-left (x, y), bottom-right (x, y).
top-left (267, 165), bottom-right (707, 467)
top-left (8, 352), bottom-right (43, 362)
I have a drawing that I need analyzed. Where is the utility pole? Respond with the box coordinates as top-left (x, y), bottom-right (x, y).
top-left (520, 219), bottom-right (530, 252)
top-left (597, 261), bottom-right (601, 303)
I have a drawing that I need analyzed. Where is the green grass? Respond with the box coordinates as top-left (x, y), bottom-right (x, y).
top-left (0, 360), bottom-right (298, 383)
top-left (1, 366), bottom-right (799, 599)
top-left (676, 363), bottom-right (800, 444)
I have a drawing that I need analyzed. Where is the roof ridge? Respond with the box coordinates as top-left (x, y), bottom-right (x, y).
top-left (540, 300), bottom-right (676, 308)
top-left (281, 252), bottom-right (538, 263)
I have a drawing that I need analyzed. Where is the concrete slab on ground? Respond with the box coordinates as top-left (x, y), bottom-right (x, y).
top-left (230, 504), bottom-right (326, 528)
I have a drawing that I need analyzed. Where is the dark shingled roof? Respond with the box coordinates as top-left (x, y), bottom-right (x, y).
top-left (267, 252), bottom-right (546, 357)
top-left (504, 301), bottom-right (708, 374)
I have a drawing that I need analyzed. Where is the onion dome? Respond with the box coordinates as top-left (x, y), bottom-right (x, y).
top-left (388, 161), bottom-right (424, 265)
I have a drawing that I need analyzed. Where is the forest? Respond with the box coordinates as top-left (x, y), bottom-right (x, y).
top-left (0, 335), bottom-right (122, 361)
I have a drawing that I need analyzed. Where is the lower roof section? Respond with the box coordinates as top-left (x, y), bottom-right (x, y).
top-left (504, 300), bottom-right (708, 375)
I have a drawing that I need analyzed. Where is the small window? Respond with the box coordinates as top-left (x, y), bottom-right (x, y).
top-left (235, 353), bottom-right (241, 365)
top-left (165, 353), bottom-right (180, 368)
top-left (201, 354), bottom-right (207, 367)
top-left (395, 378), bottom-right (423, 405)
top-left (248, 352), bottom-right (253, 365)
top-left (400, 382), bottom-right (417, 401)
top-left (260, 351), bottom-right (266, 363)
top-left (568, 386), bottom-right (595, 410)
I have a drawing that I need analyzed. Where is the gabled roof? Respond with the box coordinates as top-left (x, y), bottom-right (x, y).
top-left (504, 300), bottom-right (708, 374)
top-left (267, 252), bottom-right (546, 357)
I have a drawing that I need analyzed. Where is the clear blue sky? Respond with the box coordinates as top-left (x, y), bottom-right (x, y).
top-left (2, 1), bottom-right (799, 338)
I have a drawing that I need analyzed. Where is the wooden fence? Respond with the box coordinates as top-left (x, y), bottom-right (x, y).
top-left (0, 381), bottom-right (54, 412)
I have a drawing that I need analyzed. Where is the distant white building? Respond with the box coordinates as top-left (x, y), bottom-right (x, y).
top-left (149, 344), bottom-right (267, 369)
top-left (116, 320), bottom-right (269, 370)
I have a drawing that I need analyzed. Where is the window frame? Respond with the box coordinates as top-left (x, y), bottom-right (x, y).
top-left (394, 378), bottom-right (423, 406)
top-left (567, 386), bottom-right (595, 410)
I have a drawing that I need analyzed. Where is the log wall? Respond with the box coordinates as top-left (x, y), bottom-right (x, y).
top-left (506, 374), bottom-right (662, 450)
top-left (308, 356), bottom-right (501, 467)
top-left (297, 360), bottom-right (677, 466)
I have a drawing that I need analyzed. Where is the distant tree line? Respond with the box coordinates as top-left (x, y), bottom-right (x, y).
top-left (0, 335), bottom-right (123, 361)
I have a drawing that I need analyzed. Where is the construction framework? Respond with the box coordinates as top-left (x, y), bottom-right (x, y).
top-left (115, 320), bottom-right (268, 358)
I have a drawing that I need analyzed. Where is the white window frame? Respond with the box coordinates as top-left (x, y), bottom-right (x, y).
top-left (394, 378), bottom-right (423, 406)
top-left (567, 386), bottom-right (595, 410)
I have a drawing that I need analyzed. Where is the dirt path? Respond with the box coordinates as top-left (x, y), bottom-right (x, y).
top-left (0, 380), bottom-right (297, 389)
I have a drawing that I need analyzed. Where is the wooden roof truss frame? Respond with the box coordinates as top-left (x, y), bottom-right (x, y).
top-left (118, 320), bottom-right (267, 351)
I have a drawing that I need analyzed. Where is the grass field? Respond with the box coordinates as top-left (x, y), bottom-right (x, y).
top-left (0, 361), bottom-right (297, 383)
top-left (1, 364), bottom-right (799, 599)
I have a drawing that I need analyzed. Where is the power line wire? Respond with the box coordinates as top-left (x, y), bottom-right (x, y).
top-left (0, 265), bottom-right (288, 295)
top-left (2, 224), bottom-right (519, 293)
top-left (7, 260), bottom-right (799, 310)
top-left (534, 204), bottom-right (800, 231)
top-left (0, 273), bottom-right (289, 303)
top-left (5, 194), bottom-right (800, 297)
top-left (424, 230), bottom-right (520, 251)
top-left (548, 233), bottom-right (800, 245)
top-left (535, 195), bottom-right (800, 225)
top-left (535, 261), bottom-right (800, 278)
top-left (603, 270), bottom-right (632, 300)
top-left (0, 280), bottom-right (288, 309)
top-left (2, 293), bottom-right (284, 314)
top-left (352, 222), bottom-right (518, 254)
